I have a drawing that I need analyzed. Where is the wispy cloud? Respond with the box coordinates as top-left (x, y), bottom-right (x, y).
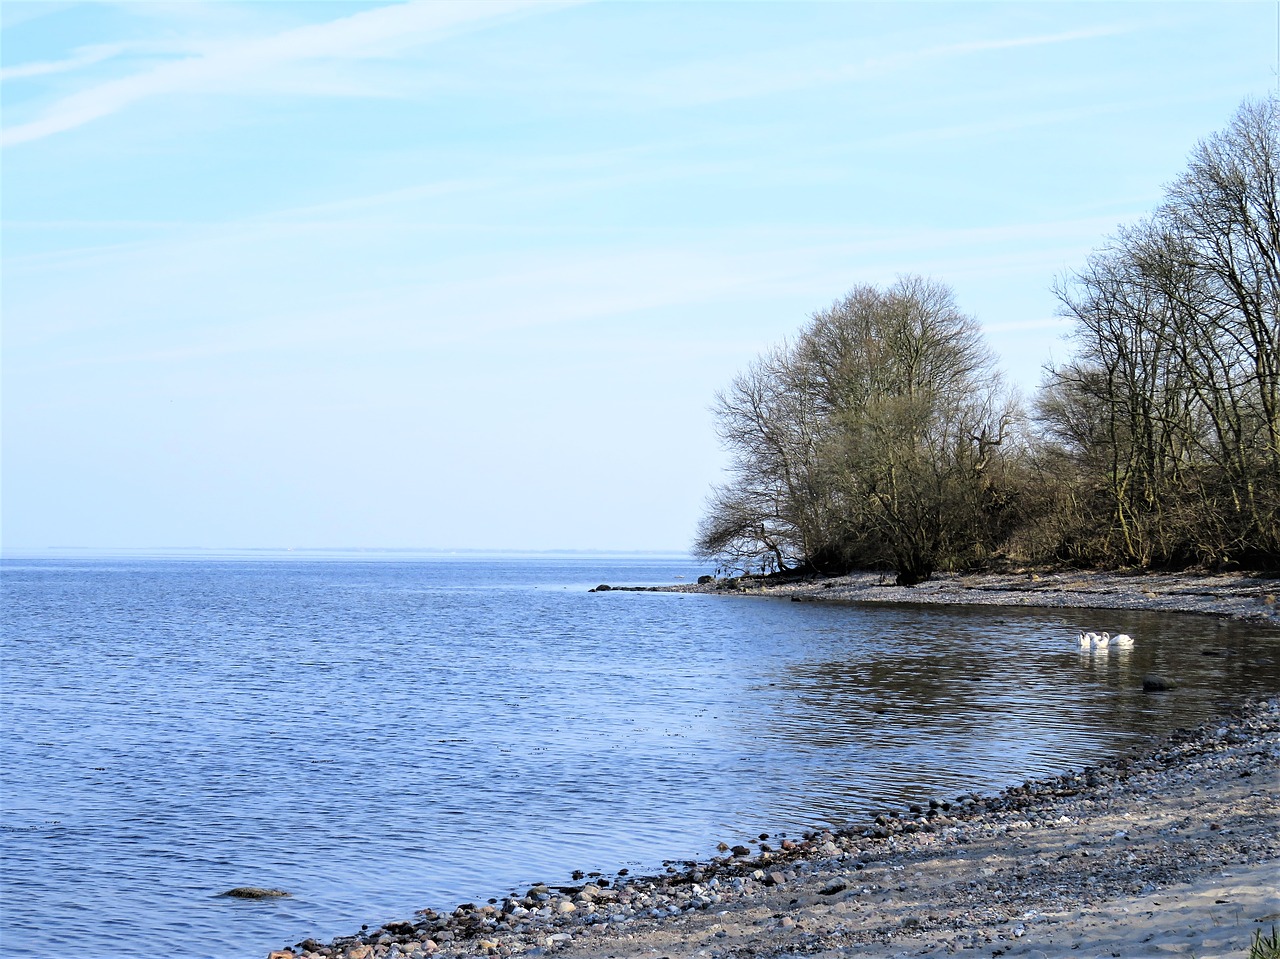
top-left (633, 25), bottom-right (1132, 108)
top-left (0, 2), bottom-right (77, 31)
top-left (1, 0), bottom-right (571, 147)
top-left (0, 43), bottom-right (126, 81)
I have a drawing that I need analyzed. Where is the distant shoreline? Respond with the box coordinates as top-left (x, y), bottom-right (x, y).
top-left (609, 567), bottom-right (1280, 628)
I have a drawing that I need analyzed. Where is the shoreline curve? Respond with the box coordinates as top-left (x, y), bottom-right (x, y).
top-left (271, 572), bottom-right (1280, 959)
top-left (631, 568), bottom-right (1280, 627)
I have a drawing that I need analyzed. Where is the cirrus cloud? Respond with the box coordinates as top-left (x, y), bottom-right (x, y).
top-left (2, 0), bottom-right (574, 147)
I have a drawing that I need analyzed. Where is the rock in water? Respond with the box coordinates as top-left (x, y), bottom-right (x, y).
top-left (220, 887), bottom-right (291, 899)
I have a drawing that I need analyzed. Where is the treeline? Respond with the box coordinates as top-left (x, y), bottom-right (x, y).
top-left (696, 96), bottom-right (1280, 582)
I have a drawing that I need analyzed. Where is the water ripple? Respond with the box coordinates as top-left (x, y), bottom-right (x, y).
top-left (2, 556), bottom-right (1277, 959)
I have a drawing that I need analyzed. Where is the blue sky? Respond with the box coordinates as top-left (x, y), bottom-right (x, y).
top-left (3, 1), bottom-right (1276, 553)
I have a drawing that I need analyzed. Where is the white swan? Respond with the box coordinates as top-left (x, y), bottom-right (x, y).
top-left (1079, 630), bottom-right (1134, 649)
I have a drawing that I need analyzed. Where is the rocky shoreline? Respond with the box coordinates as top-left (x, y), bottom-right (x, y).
top-left (270, 572), bottom-right (1280, 959)
top-left (270, 698), bottom-right (1279, 959)
top-left (612, 568), bottom-right (1280, 627)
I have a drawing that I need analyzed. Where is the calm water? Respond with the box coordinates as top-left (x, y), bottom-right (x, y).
top-left (2, 553), bottom-right (1278, 959)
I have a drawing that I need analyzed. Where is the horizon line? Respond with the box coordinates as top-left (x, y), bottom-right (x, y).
top-left (2, 545), bottom-right (697, 558)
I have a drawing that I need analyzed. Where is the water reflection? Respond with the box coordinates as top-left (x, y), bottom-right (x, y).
top-left (733, 601), bottom-right (1280, 826)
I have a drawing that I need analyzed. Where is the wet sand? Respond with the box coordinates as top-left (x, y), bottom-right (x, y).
top-left (271, 572), bottom-right (1280, 959)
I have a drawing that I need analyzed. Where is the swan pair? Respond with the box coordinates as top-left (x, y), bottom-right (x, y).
top-left (1078, 631), bottom-right (1134, 649)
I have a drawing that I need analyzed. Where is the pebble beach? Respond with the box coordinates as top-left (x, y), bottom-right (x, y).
top-left (270, 571), bottom-right (1280, 959)
top-left (661, 568), bottom-right (1280, 628)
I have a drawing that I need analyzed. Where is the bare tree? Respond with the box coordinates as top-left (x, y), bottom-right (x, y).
top-left (697, 277), bottom-right (1018, 583)
top-left (694, 343), bottom-right (841, 573)
top-left (1040, 96), bottom-right (1280, 569)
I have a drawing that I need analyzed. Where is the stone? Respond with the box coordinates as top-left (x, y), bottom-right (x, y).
top-left (221, 886), bottom-right (291, 899)
top-left (1143, 675), bottom-right (1176, 691)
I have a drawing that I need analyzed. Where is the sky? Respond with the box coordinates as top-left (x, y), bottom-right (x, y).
top-left (2, 1), bottom-right (1277, 553)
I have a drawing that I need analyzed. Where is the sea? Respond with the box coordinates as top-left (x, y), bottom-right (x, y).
top-left (2, 551), bottom-right (1278, 959)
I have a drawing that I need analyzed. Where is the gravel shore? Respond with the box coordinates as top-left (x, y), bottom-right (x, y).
top-left (271, 572), bottom-right (1280, 959)
top-left (644, 568), bottom-right (1280, 627)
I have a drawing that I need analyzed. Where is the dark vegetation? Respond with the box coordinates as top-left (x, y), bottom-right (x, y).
top-left (695, 97), bottom-right (1280, 583)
